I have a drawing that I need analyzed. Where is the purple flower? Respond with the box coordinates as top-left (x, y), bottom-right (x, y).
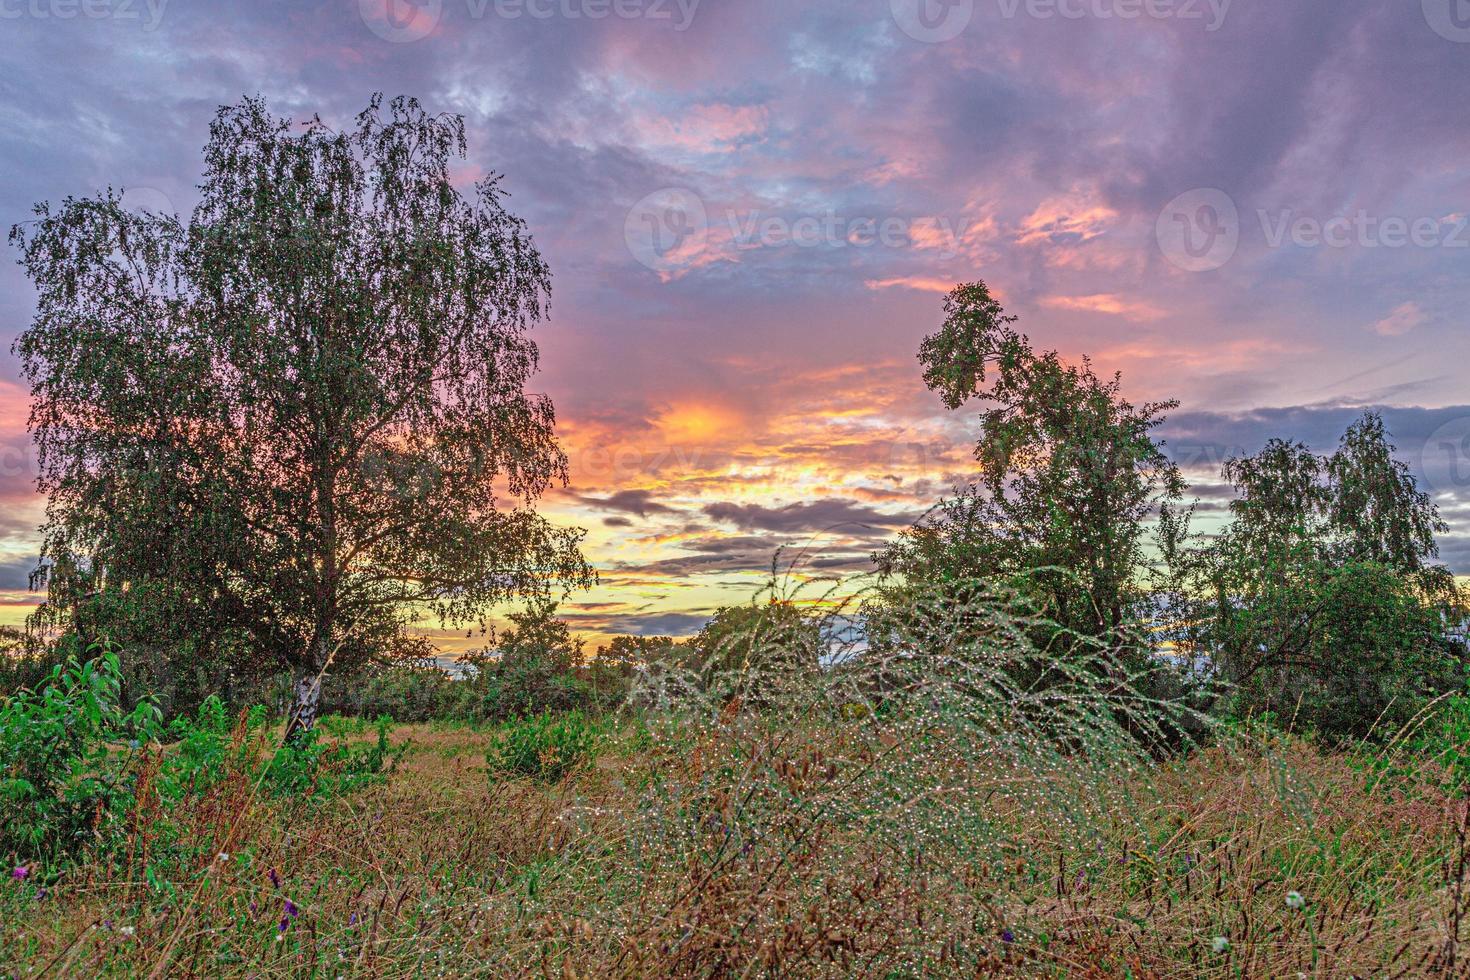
top-left (1001, 929), bottom-right (1015, 944)
top-left (349, 912), bottom-right (358, 926)
top-left (284, 898), bottom-right (298, 919)
top-left (267, 867), bottom-right (281, 889)
top-left (10, 867), bottom-right (28, 881)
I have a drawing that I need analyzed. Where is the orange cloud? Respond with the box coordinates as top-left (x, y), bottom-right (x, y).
top-left (1015, 190), bottom-right (1118, 247)
top-left (1042, 293), bottom-right (1166, 321)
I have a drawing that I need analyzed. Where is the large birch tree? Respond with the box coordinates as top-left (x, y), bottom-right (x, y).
top-left (12, 94), bottom-right (593, 736)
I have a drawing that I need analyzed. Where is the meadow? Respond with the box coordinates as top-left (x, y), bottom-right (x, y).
top-left (3, 588), bottom-right (1468, 978)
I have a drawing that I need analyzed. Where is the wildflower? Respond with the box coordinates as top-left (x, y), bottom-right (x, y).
top-left (217, 852), bottom-right (230, 863)
top-left (120, 926), bottom-right (136, 937)
top-left (1285, 891), bottom-right (1305, 910)
top-left (10, 867), bottom-right (28, 881)
top-left (284, 898), bottom-right (299, 919)
top-left (1001, 929), bottom-right (1015, 944)
top-left (268, 867), bottom-right (282, 889)
top-left (1211, 936), bottom-right (1230, 954)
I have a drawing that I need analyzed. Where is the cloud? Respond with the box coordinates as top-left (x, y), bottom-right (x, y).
top-left (0, 558), bottom-right (39, 591)
top-left (863, 276), bottom-right (957, 294)
top-left (593, 611), bottom-right (711, 637)
top-left (702, 499), bottom-right (917, 534)
top-left (570, 489), bottom-right (676, 517)
top-left (1041, 293), bottom-right (1165, 322)
top-left (1372, 302), bottom-right (1428, 337)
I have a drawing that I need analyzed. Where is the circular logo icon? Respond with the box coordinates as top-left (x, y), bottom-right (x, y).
top-left (1419, 416), bottom-right (1470, 495)
top-left (359, 0), bottom-right (442, 42)
top-left (890, 0), bottom-right (974, 43)
top-left (624, 188), bottom-right (708, 275)
top-left (1423, 0), bottom-right (1470, 42)
top-left (120, 186), bottom-right (177, 217)
top-left (1156, 188), bottom-right (1240, 272)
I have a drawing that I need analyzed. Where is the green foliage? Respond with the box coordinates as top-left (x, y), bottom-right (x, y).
top-left (330, 664), bottom-right (464, 723)
top-left (481, 602), bottom-right (591, 719)
top-left (687, 601), bottom-right (822, 688)
top-left (0, 649), bottom-right (159, 862)
top-left (0, 648), bottom-right (402, 873)
top-left (0, 626), bottom-right (57, 696)
top-left (487, 709), bottom-right (599, 782)
top-left (1228, 561), bottom-right (1459, 741)
top-left (588, 634), bottom-right (678, 707)
top-left (1413, 691), bottom-right (1470, 792)
top-left (1163, 412), bottom-right (1467, 741)
top-left (259, 718), bottom-right (399, 798)
top-left (882, 281), bottom-right (1183, 653)
top-left (11, 93), bottom-right (592, 733)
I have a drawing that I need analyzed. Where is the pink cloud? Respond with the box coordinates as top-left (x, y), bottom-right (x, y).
top-left (863, 276), bottom-right (960, 295)
top-left (1042, 293), bottom-right (1166, 322)
top-left (1372, 302), bottom-right (1427, 337)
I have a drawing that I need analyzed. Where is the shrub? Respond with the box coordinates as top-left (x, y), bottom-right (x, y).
top-left (684, 600), bottom-right (822, 704)
top-left (329, 665), bottom-right (460, 722)
top-left (0, 626), bottom-right (58, 696)
top-left (160, 697), bottom-right (400, 801)
top-left (1217, 561), bottom-right (1463, 742)
top-left (1414, 690), bottom-right (1470, 792)
top-left (0, 649), bottom-right (159, 863)
top-left (477, 604), bottom-right (592, 720)
top-left (487, 709), bottom-right (599, 782)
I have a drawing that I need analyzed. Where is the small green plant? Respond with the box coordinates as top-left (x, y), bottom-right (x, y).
top-left (318, 713), bottom-right (373, 737)
top-left (1414, 690), bottom-right (1470, 793)
top-left (158, 700), bottom-right (400, 804)
top-left (0, 648), bottom-right (159, 863)
top-left (487, 709), bottom-right (599, 783)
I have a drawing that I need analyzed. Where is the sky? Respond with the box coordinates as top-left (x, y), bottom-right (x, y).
top-left (0, 0), bottom-right (1468, 650)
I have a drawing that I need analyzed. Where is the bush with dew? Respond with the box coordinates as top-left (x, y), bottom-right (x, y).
top-left (488, 709), bottom-right (600, 783)
top-left (600, 573), bottom-right (1212, 974)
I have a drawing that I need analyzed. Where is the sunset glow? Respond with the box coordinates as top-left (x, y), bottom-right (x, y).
top-left (2, 1), bottom-right (1468, 652)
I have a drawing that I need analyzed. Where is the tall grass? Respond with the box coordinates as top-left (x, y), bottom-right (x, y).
top-left (1, 578), bottom-right (1465, 975)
